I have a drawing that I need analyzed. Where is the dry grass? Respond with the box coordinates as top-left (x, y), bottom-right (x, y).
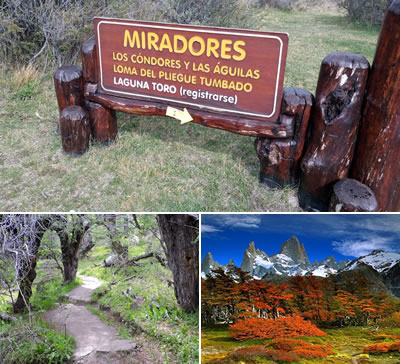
top-left (10, 63), bottom-right (41, 91)
top-left (0, 7), bottom-right (380, 212)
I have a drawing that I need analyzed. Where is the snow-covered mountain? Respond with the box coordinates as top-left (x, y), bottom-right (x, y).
top-left (201, 252), bottom-right (222, 278)
top-left (202, 236), bottom-right (350, 279)
top-left (201, 241), bottom-right (400, 297)
top-left (341, 250), bottom-right (400, 273)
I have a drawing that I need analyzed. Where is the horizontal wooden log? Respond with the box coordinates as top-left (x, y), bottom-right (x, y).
top-left (299, 52), bottom-right (370, 211)
top-left (84, 83), bottom-right (294, 138)
top-left (54, 65), bottom-right (83, 113)
top-left (59, 105), bottom-right (90, 155)
top-left (0, 312), bottom-right (16, 322)
top-left (81, 39), bottom-right (98, 83)
top-left (85, 100), bottom-right (117, 144)
top-left (255, 87), bottom-right (313, 187)
top-left (350, 1), bottom-right (400, 211)
top-left (328, 178), bottom-right (378, 212)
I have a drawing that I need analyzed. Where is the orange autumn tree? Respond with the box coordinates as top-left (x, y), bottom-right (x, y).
top-left (201, 266), bottom-right (398, 327)
top-left (229, 315), bottom-right (326, 341)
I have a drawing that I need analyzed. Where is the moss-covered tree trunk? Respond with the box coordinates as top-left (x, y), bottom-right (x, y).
top-left (55, 216), bottom-right (91, 283)
top-left (157, 214), bottom-right (199, 313)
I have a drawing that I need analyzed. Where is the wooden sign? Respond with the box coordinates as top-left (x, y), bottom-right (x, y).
top-left (94, 18), bottom-right (288, 121)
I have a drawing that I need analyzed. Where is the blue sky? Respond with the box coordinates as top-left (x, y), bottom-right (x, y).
top-left (201, 214), bottom-right (400, 266)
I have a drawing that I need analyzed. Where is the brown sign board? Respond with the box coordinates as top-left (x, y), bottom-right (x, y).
top-left (94, 18), bottom-right (288, 121)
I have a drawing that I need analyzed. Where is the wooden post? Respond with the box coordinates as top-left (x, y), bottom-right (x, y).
top-left (53, 65), bottom-right (83, 113)
top-left (85, 100), bottom-right (117, 144)
top-left (81, 39), bottom-right (98, 83)
top-left (298, 52), bottom-right (369, 211)
top-left (328, 178), bottom-right (378, 212)
top-left (60, 105), bottom-right (90, 155)
top-left (350, 1), bottom-right (400, 211)
top-left (255, 87), bottom-right (313, 188)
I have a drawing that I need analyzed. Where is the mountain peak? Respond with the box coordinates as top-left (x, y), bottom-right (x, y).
top-left (201, 252), bottom-right (222, 276)
top-left (247, 241), bottom-right (256, 255)
top-left (240, 241), bottom-right (257, 273)
top-left (279, 236), bottom-right (310, 265)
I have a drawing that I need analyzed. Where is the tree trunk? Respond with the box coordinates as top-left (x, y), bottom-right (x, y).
top-left (56, 216), bottom-right (90, 283)
top-left (157, 214), bottom-right (199, 313)
top-left (14, 258), bottom-right (38, 313)
top-left (13, 221), bottom-right (50, 313)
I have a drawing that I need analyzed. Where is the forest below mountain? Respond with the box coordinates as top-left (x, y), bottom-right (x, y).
top-left (201, 267), bottom-right (400, 363)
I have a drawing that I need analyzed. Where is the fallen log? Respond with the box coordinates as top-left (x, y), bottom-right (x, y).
top-left (299, 52), bottom-right (369, 211)
top-left (0, 312), bottom-right (17, 322)
top-left (115, 252), bottom-right (165, 273)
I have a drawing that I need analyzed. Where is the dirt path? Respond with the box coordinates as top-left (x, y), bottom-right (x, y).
top-left (43, 275), bottom-right (138, 363)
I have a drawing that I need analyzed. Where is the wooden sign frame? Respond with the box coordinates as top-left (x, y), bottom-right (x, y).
top-left (83, 18), bottom-right (290, 138)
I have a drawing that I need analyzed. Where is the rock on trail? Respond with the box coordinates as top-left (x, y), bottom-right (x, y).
top-left (43, 275), bottom-right (137, 363)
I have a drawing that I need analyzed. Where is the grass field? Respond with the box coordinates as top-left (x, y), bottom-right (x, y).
top-left (201, 325), bottom-right (400, 363)
top-left (0, 7), bottom-right (380, 212)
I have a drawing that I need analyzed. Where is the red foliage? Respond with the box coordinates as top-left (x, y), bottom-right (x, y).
top-left (225, 340), bottom-right (334, 363)
top-left (270, 338), bottom-right (334, 358)
top-left (364, 341), bottom-right (400, 354)
top-left (264, 349), bottom-right (299, 362)
top-left (229, 315), bottom-right (326, 341)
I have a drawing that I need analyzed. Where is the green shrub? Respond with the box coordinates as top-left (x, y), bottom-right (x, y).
top-left (337, 0), bottom-right (389, 24)
top-left (257, 0), bottom-right (321, 9)
top-left (0, 0), bottom-right (256, 67)
top-left (30, 277), bottom-right (80, 312)
top-left (0, 320), bottom-right (75, 364)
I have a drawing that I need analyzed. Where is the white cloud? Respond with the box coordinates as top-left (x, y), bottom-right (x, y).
top-left (332, 237), bottom-right (395, 257)
top-left (201, 224), bottom-right (221, 233)
top-left (219, 215), bottom-right (261, 229)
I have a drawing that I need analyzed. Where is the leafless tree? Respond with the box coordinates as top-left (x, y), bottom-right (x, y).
top-left (0, 215), bottom-right (52, 314)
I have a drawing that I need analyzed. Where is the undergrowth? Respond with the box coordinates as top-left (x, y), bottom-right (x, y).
top-left (30, 276), bottom-right (81, 312)
top-left (87, 245), bottom-right (198, 363)
top-left (0, 318), bottom-right (75, 364)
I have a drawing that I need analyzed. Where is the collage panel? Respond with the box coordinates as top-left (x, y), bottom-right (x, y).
top-left (201, 214), bottom-right (400, 363)
top-left (3, 1), bottom-right (400, 364)
top-left (0, 214), bottom-right (199, 364)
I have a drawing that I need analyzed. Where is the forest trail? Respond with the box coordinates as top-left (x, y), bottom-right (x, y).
top-left (43, 275), bottom-right (138, 363)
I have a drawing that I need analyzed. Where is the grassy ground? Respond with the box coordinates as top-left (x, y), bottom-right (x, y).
top-left (0, 8), bottom-right (380, 212)
top-left (201, 325), bottom-right (400, 363)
